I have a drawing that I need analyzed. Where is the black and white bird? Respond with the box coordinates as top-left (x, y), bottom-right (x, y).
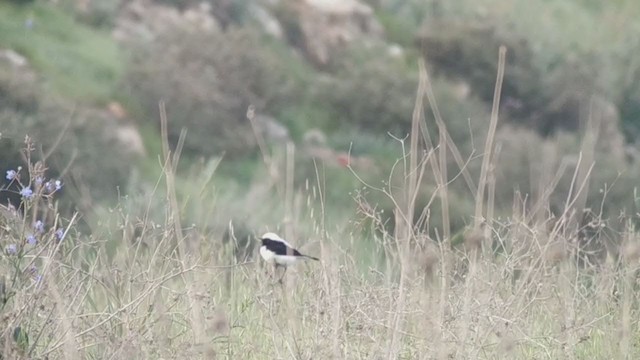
top-left (259, 232), bottom-right (319, 281)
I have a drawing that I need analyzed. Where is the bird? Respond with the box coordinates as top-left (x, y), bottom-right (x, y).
top-left (259, 232), bottom-right (319, 282)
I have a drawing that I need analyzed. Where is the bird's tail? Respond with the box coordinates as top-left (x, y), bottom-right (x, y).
top-left (304, 255), bottom-right (320, 261)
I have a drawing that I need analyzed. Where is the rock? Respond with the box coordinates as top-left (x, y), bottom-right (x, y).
top-left (292, 0), bottom-right (384, 67)
top-left (249, 3), bottom-right (284, 39)
top-left (450, 79), bottom-right (471, 101)
top-left (302, 128), bottom-right (327, 146)
top-left (301, 128), bottom-right (377, 171)
top-left (78, 107), bottom-right (146, 157)
top-left (113, 0), bottom-right (220, 43)
top-left (114, 124), bottom-right (146, 157)
top-left (253, 114), bottom-right (290, 143)
top-left (387, 44), bottom-right (404, 59)
top-left (302, 145), bottom-right (338, 166)
top-left (0, 48), bottom-right (39, 111)
top-left (107, 101), bottom-right (127, 120)
top-left (0, 49), bottom-right (28, 68)
top-left (183, 2), bottom-right (219, 33)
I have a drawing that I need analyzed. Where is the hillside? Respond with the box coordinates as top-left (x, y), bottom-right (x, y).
top-left (1, 0), bottom-right (640, 358)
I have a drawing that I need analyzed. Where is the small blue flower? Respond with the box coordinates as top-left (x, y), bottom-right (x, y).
top-left (6, 244), bottom-right (17, 255)
top-left (55, 228), bottom-right (65, 241)
top-left (28, 266), bottom-right (42, 283)
top-left (35, 176), bottom-right (44, 186)
top-left (26, 234), bottom-right (37, 246)
top-left (5, 170), bottom-right (16, 181)
top-left (34, 220), bottom-right (45, 233)
top-left (45, 180), bottom-right (62, 193)
top-left (19, 187), bottom-right (33, 199)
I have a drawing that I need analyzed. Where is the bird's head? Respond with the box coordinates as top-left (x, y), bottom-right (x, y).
top-left (259, 232), bottom-right (282, 245)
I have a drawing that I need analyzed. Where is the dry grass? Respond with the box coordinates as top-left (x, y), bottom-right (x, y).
top-left (0, 216), bottom-right (632, 359)
top-left (1, 50), bottom-right (639, 360)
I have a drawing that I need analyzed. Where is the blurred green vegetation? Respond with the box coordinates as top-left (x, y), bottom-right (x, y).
top-left (1, 0), bottom-right (640, 251)
top-left (124, 27), bottom-right (305, 157)
top-left (0, 1), bottom-right (123, 104)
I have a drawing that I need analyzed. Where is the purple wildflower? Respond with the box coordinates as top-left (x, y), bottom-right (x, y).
top-left (6, 244), bottom-right (17, 255)
top-left (19, 187), bottom-right (33, 199)
top-left (45, 180), bottom-right (62, 193)
top-left (34, 176), bottom-right (44, 186)
top-left (34, 220), bottom-right (45, 233)
top-left (55, 228), bottom-right (65, 241)
top-left (26, 234), bottom-right (37, 246)
top-left (5, 170), bottom-right (16, 181)
top-left (28, 266), bottom-right (42, 283)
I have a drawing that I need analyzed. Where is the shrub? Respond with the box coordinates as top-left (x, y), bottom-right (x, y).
top-left (0, 63), bottom-right (134, 209)
top-left (124, 27), bottom-right (304, 158)
top-left (493, 125), bottom-right (636, 235)
top-left (375, 9), bottom-right (418, 47)
top-left (313, 44), bottom-right (490, 150)
top-left (0, 107), bottom-right (134, 208)
top-left (6, 0), bottom-right (34, 5)
top-left (0, 62), bottom-right (39, 114)
top-left (314, 45), bottom-right (419, 136)
top-left (73, 0), bottom-right (122, 28)
top-left (0, 150), bottom-right (72, 358)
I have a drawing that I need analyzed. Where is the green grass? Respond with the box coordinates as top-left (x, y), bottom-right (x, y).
top-left (0, 1), bottom-right (123, 104)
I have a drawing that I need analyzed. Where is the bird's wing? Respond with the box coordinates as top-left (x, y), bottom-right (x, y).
top-left (264, 239), bottom-right (295, 256)
top-left (279, 238), bottom-right (295, 248)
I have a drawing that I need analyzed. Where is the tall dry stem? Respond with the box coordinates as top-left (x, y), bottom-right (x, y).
top-left (460, 46), bottom-right (506, 358)
top-left (158, 102), bottom-right (204, 344)
top-left (475, 46), bottom-right (507, 229)
top-left (386, 56), bottom-right (428, 360)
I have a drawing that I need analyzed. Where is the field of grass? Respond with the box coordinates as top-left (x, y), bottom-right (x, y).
top-left (3, 0), bottom-right (640, 359)
top-left (1, 58), bottom-right (640, 360)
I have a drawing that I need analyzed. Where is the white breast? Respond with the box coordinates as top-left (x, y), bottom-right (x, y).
top-left (260, 245), bottom-right (275, 262)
